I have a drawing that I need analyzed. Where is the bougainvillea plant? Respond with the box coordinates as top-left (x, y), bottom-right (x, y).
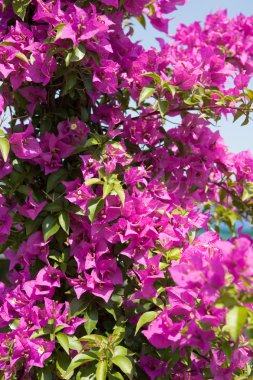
top-left (1, 0), bottom-right (253, 379)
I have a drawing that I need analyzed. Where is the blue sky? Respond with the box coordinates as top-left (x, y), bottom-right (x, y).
top-left (132, 1), bottom-right (253, 153)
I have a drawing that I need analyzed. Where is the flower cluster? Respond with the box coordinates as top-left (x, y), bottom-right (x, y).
top-left (0, 0), bottom-right (253, 379)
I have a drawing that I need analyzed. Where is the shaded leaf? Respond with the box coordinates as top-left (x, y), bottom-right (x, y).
top-left (58, 211), bottom-right (70, 234)
top-left (12, 0), bottom-right (31, 19)
top-left (84, 307), bottom-right (98, 335)
top-left (42, 215), bottom-right (60, 241)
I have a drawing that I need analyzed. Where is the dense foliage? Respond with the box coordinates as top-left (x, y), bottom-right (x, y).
top-left (1, 0), bottom-right (253, 379)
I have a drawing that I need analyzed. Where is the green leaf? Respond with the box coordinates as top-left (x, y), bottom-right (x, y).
top-left (68, 335), bottom-right (83, 352)
top-left (103, 182), bottom-right (114, 199)
top-left (165, 84), bottom-right (177, 97)
top-left (96, 361), bottom-right (107, 380)
top-left (225, 306), bottom-right (248, 341)
top-left (111, 326), bottom-right (125, 346)
top-left (16, 52), bottom-right (29, 63)
top-left (58, 211), bottom-right (70, 234)
top-left (141, 72), bottom-right (161, 84)
top-left (242, 114), bottom-right (250, 126)
top-left (12, 0), bottom-right (31, 19)
top-left (44, 198), bottom-right (64, 213)
top-left (31, 328), bottom-right (50, 339)
top-left (65, 353), bottom-right (98, 375)
top-left (111, 356), bottom-right (133, 380)
top-left (113, 182), bottom-right (125, 206)
top-left (56, 352), bottom-right (72, 380)
top-left (87, 197), bottom-right (105, 222)
top-left (233, 110), bottom-right (243, 123)
top-left (63, 72), bottom-right (77, 94)
top-left (42, 215), bottom-right (60, 241)
top-left (76, 365), bottom-right (96, 380)
top-left (108, 372), bottom-right (124, 380)
top-left (136, 14), bottom-right (146, 29)
top-left (84, 307), bottom-right (98, 334)
top-left (245, 88), bottom-right (253, 100)
top-left (56, 333), bottom-right (70, 355)
top-left (80, 334), bottom-right (108, 345)
top-left (138, 86), bottom-right (155, 104)
top-left (65, 44), bottom-right (86, 66)
top-left (158, 99), bottom-right (169, 116)
top-left (0, 138), bottom-right (10, 162)
top-left (135, 311), bottom-right (158, 335)
top-left (54, 23), bottom-right (66, 41)
top-left (37, 367), bottom-right (53, 380)
top-left (71, 45), bottom-right (87, 61)
top-left (47, 168), bottom-right (67, 193)
top-left (113, 346), bottom-right (130, 357)
top-left (85, 178), bottom-right (104, 186)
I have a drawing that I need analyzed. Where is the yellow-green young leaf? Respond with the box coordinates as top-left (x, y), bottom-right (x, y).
top-left (166, 84), bottom-right (177, 97)
top-left (80, 334), bottom-right (108, 345)
top-left (87, 197), bottom-right (105, 222)
top-left (113, 183), bottom-right (125, 206)
top-left (16, 52), bottom-right (29, 63)
top-left (108, 372), bottom-right (124, 380)
top-left (53, 23), bottom-right (67, 41)
top-left (111, 356), bottom-right (133, 380)
top-left (226, 306), bottom-right (248, 341)
top-left (158, 99), bottom-right (169, 116)
top-left (141, 72), bottom-right (161, 84)
top-left (135, 311), bottom-right (158, 335)
top-left (42, 215), bottom-right (60, 241)
top-left (65, 45), bottom-right (86, 66)
top-left (245, 88), bottom-right (253, 100)
top-left (12, 0), bottom-right (31, 19)
top-left (103, 182), bottom-right (113, 198)
top-left (111, 326), bottom-right (125, 345)
top-left (113, 346), bottom-right (129, 358)
top-left (56, 333), bottom-right (70, 355)
top-left (96, 361), bottom-right (107, 380)
top-left (58, 211), bottom-right (70, 234)
top-left (67, 336), bottom-right (82, 352)
top-left (0, 138), bottom-right (10, 162)
top-left (85, 178), bottom-right (103, 186)
top-left (139, 86), bottom-right (155, 104)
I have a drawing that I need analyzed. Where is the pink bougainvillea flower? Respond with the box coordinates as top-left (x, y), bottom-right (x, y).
top-left (9, 123), bottom-right (41, 159)
top-left (139, 355), bottom-right (168, 380)
top-left (64, 178), bottom-right (94, 211)
top-left (11, 336), bottom-right (54, 369)
top-left (0, 205), bottom-right (12, 244)
top-left (142, 309), bottom-right (183, 349)
top-left (19, 86), bottom-right (47, 115)
top-left (0, 152), bottom-right (12, 179)
top-left (17, 192), bottom-right (47, 220)
top-left (93, 59), bottom-right (120, 94)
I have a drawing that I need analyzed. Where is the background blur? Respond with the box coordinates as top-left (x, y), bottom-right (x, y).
top-left (132, 1), bottom-right (253, 153)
